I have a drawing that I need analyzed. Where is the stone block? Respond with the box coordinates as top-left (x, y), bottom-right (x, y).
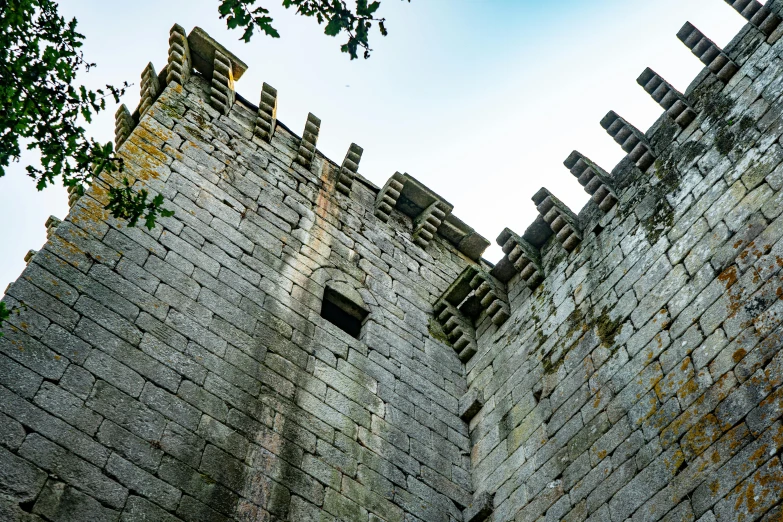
top-left (0, 445), bottom-right (47, 502)
top-left (459, 388), bottom-right (484, 422)
top-left (33, 480), bottom-right (119, 522)
top-left (86, 381), bottom-right (166, 442)
top-left (121, 495), bottom-right (181, 522)
top-left (106, 453), bottom-right (181, 510)
top-left (463, 491), bottom-right (493, 522)
top-left (141, 382), bottom-right (201, 431)
top-left (33, 382), bottom-right (103, 436)
top-left (19, 434), bottom-right (127, 508)
top-left (4, 18), bottom-right (783, 522)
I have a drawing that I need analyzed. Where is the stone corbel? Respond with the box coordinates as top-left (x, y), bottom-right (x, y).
top-left (468, 270), bottom-right (510, 326)
top-left (166, 24), bottom-right (191, 86)
top-left (67, 186), bottom-right (81, 208)
top-left (601, 111), bottom-right (656, 172)
top-left (463, 492), bottom-right (494, 522)
top-left (336, 143), bottom-right (363, 196)
top-left (45, 216), bottom-right (62, 240)
top-left (637, 68), bottom-right (697, 129)
top-left (374, 172), bottom-right (405, 222)
top-left (677, 22), bottom-right (739, 83)
top-left (139, 62), bottom-right (162, 117)
top-left (564, 151), bottom-right (618, 213)
top-left (296, 113), bottom-right (321, 168)
top-left (373, 172), bottom-right (489, 260)
top-left (434, 266), bottom-right (510, 363)
top-left (254, 83), bottom-right (278, 142)
top-left (492, 228), bottom-right (544, 289)
top-left (114, 104), bottom-right (135, 149)
top-left (532, 188), bottom-right (582, 252)
top-left (459, 388), bottom-right (484, 422)
top-left (725, 0), bottom-right (781, 37)
top-left (210, 50), bottom-right (235, 115)
top-left (413, 201), bottom-right (451, 249)
top-left (434, 299), bottom-right (479, 363)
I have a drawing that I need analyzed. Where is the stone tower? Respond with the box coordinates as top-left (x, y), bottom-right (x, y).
top-left (4, 1), bottom-right (783, 521)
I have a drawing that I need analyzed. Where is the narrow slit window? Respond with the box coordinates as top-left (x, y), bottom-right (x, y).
top-left (320, 286), bottom-right (368, 339)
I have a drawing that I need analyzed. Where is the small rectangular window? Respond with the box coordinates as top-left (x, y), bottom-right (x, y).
top-left (320, 287), bottom-right (368, 339)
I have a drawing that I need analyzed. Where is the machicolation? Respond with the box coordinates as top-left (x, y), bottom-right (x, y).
top-left (5, 1), bottom-right (783, 520)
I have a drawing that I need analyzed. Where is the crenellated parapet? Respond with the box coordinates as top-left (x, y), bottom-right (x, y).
top-left (10, 9), bottom-right (783, 522)
top-left (637, 68), bottom-right (697, 129)
top-left (134, 25), bottom-right (248, 124)
top-left (677, 22), bottom-right (739, 83)
top-left (115, 24), bottom-right (252, 156)
top-left (116, 23), bottom-right (494, 269)
top-left (374, 172), bottom-right (489, 260)
top-left (601, 111), bottom-right (656, 171)
top-left (532, 188), bottom-right (582, 252)
top-left (564, 151), bottom-right (618, 213)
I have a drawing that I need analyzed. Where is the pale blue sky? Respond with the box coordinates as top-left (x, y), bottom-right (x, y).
top-left (0, 0), bottom-right (747, 293)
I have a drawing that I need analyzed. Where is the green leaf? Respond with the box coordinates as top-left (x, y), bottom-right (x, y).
top-left (0, 301), bottom-right (11, 337)
top-left (1, 0), bottom-right (128, 224)
top-left (216, 0), bottom-right (403, 60)
top-left (324, 17), bottom-right (342, 36)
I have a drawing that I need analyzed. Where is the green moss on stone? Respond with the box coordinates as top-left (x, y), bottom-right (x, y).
top-left (701, 92), bottom-right (732, 122)
top-left (428, 317), bottom-right (451, 345)
top-left (640, 154), bottom-right (682, 245)
top-left (655, 118), bottom-right (679, 148)
top-left (641, 198), bottom-right (675, 245)
top-left (739, 116), bottom-right (755, 133)
top-left (542, 352), bottom-right (564, 375)
top-left (679, 142), bottom-right (707, 168)
top-left (595, 308), bottom-right (623, 349)
top-left (716, 128), bottom-right (736, 156)
top-left (184, 124), bottom-right (210, 144)
top-left (541, 307), bottom-right (586, 375)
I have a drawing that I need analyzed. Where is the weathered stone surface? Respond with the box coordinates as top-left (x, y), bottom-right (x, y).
top-left (4, 14), bottom-right (783, 522)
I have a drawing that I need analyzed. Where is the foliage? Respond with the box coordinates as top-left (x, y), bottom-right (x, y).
top-left (2, 0), bottom-right (408, 247)
top-left (218, 0), bottom-right (409, 59)
top-left (0, 302), bottom-right (9, 335)
top-left (105, 178), bottom-right (175, 230)
top-left (0, 0), bottom-right (172, 230)
top-left (0, 0), bottom-right (409, 329)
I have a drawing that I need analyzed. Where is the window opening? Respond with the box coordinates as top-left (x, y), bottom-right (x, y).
top-left (320, 286), bottom-right (368, 339)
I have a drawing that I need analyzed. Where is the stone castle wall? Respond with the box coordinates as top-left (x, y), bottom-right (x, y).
top-left (4, 1), bottom-right (783, 521)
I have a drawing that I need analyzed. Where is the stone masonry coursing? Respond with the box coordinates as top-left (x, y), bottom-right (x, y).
top-left (4, 1), bottom-right (783, 521)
